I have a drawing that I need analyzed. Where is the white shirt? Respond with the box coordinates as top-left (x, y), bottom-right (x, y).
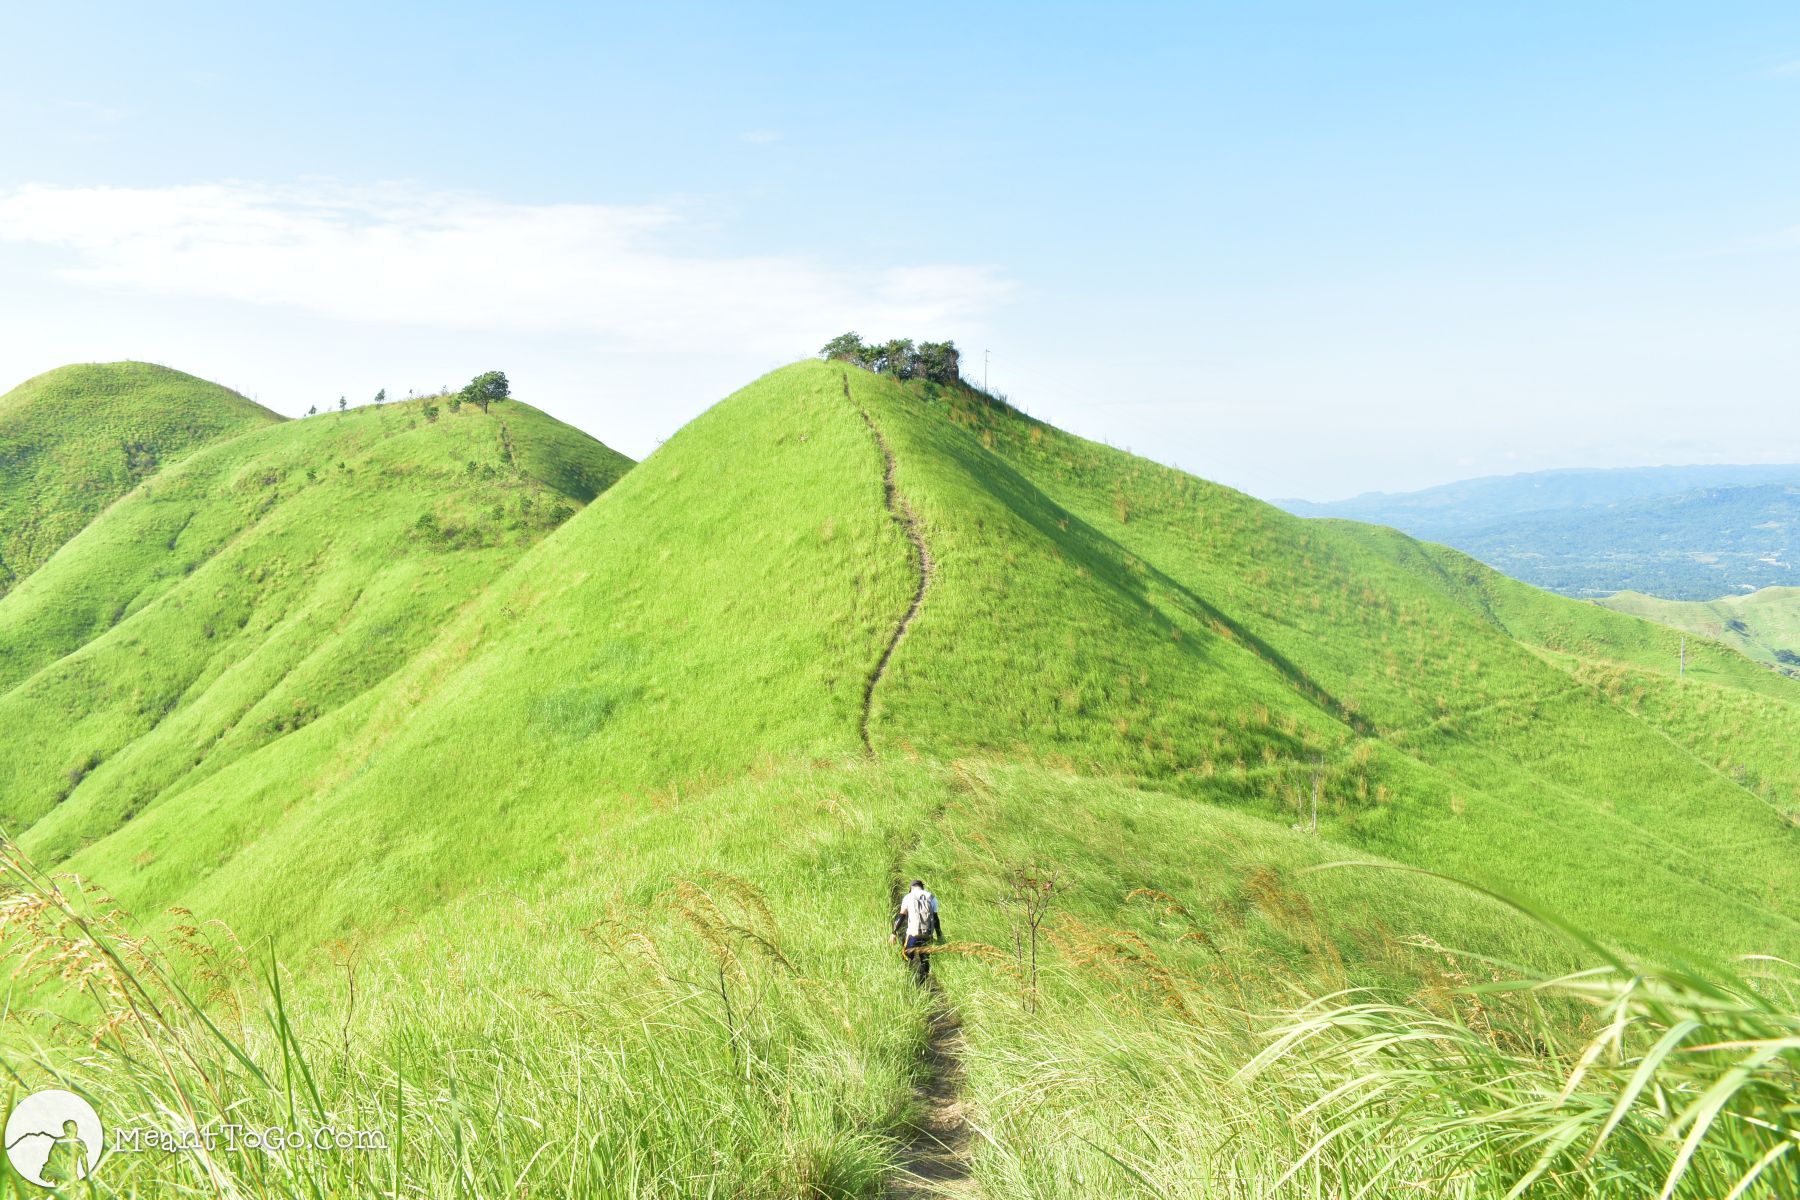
top-left (899, 888), bottom-right (937, 937)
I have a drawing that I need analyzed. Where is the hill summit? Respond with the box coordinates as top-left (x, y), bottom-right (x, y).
top-left (0, 361), bottom-right (281, 594)
top-left (0, 372), bottom-right (632, 855)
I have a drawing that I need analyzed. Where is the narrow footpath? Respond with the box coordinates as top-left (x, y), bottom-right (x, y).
top-left (889, 988), bottom-right (979, 1198)
top-left (843, 373), bottom-right (978, 1196)
top-left (847, 372), bottom-right (933, 756)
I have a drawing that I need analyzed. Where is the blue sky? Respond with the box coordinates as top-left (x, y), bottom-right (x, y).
top-left (2, 2), bottom-right (1797, 499)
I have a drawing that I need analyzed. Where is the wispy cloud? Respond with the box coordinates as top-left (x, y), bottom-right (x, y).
top-left (1769, 60), bottom-right (1800, 76)
top-left (739, 129), bottom-right (782, 144)
top-left (0, 182), bottom-right (1009, 355)
top-left (59, 99), bottom-right (129, 123)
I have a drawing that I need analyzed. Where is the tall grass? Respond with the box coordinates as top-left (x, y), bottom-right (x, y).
top-left (949, 931), bottom-right (1800, 1199)
top-left (1, 832), bottom-right (915, 1198)
top-left (899, 771), bottom-right (1800, 1198)
top-left (1243, 956), bottom-right (1800, 1197)
top-left (9, 785), bottom-right (1800, 1197)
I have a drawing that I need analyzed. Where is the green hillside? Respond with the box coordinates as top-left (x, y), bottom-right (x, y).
top-left (0, 362), bottom-right (281, 595)
top-left (3, 360), bottom-right (1797, 1198)
top-left (0, 385), bottom-right (633, 858)
top-left (1599, 586), bottom-right (1800, 675)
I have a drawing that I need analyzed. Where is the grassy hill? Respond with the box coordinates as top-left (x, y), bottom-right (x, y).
top-left (1281, 465), bottom-right (1800, 599)
top-left (1600, 585), bottom-right (1800, 674)
top-left (0, 385), bottom-right (632, 857)
top-left (0, 362), bottom-right (281, 596)
top-left (3, 360), bottom-right (1797, 1197)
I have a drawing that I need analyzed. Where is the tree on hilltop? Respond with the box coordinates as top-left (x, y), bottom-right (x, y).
top-left (459, 371), bottom-right (510, 414)
top-left (916, 341), bottom-right (960, 383)
top-left (819, 332), bottom-right (961, 385)
top-left (876, 338), bottom-right (918, 379)
top-left (821, 332), bottom-right (867, 363)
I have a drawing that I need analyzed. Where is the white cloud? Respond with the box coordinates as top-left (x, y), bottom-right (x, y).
top-left (739, 129), bottom-right (782, 144)
top-left (0, 182), bottom-right (1009, 357)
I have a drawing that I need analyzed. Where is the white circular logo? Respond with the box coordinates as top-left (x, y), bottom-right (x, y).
top-left (4, 1090), bottom-right (103, 1188)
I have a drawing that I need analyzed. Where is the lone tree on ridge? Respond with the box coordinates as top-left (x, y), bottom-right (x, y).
top-left (460, 371), bottom-right (511, 414)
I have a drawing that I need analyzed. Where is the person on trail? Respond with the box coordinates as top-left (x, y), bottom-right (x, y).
top-left (890, 879), bottom-right (941, 983)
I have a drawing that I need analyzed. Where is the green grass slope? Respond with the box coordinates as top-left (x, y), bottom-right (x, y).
top-left (16, 356), bottom-right (1797, 969)
top-left (0, 391), bottom-right (632, 855)
top-left (6, 360), bottom-right (1799, 1197)
top-left (28, 364), bottom-right (914, 942)
top-left (1599, 586), bottom-right (1800, 674)
top-left (0, 362), bottom-right (280, 594)
top-left (882, 379), bottom-right (1800, 959)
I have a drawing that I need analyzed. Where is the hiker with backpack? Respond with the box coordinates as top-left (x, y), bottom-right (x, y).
top-left (890, 879), bottom-right (941, 983)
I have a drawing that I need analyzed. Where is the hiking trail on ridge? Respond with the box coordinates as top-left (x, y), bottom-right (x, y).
top-left (849, 372), bottom-right (933, 755)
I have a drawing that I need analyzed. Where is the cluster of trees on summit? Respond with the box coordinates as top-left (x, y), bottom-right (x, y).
top-left (820, 334), bottom-right (961, 384)
top-left (305, 371), bottom-right (510, 418)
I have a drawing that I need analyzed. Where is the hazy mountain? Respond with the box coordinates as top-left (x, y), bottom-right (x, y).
top-left (1281, 464), bottom-right (1800, 599)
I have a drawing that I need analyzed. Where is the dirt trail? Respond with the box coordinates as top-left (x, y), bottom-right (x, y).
top-left (842, 374), bottom-right (977, 1194)
top-left (889, 987), bottom-right (980, 1198)
top-left (848, 373), bottom-right (933, 755)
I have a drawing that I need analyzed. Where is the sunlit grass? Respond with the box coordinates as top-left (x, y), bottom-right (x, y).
top-left (0, 362), bottom-right (278, 598)
top-left (3, 360), bottom-right (1798, 1196)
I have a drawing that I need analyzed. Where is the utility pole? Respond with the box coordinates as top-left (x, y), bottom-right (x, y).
top-left (984, 349), bottom-right (990, 394)
top-left (1310, 755), bottom-right (1323, 834)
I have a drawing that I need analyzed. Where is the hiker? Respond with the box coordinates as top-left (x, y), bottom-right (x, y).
top-left (890, 879), bottom-right (942, 983)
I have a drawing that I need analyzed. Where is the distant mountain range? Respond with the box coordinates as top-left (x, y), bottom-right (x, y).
top-left (1280, 465), bottom-right (1800, 600)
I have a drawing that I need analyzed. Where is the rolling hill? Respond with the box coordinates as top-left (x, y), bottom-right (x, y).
top-left (0, 385), bottom-right (633, 854)
top-left (1600, 586), bottom-right (1800, 675)
top-left (0, 362), bottom-right (282, 596)
top-left (3, 360), bottom-right (1797, 1197)
top-left (1281, 464), bottom-right (1800, 599)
